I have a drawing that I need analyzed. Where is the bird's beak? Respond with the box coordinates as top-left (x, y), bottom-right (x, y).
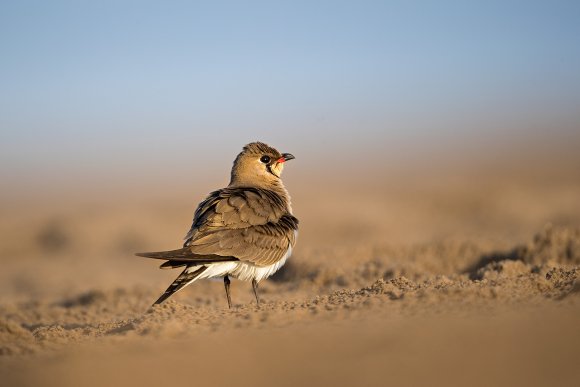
top-left (278, 153), bottom-right (295, 163)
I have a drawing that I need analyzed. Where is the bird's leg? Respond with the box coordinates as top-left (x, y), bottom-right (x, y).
top-left (252, 279), bottom-right (260, 307)
top-left (224, 276), bottom-right (232, 309)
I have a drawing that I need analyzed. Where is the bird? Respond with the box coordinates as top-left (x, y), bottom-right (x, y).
top-left (136, 142), bottom-right (298, 308)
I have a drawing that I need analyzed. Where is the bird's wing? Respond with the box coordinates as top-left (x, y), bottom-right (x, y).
top-left (184, 187), bottom-right (299, 267)
top-left (189, 214), bottom-right (298, 266)
top-left (183, 187), bottom-right (288, 244)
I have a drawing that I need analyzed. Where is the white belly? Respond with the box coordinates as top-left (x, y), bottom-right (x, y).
top-left (186, 245), bottom-right (292, 282)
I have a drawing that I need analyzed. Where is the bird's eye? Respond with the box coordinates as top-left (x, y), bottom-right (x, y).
top-left (260, 155), bottom-right (271, 163)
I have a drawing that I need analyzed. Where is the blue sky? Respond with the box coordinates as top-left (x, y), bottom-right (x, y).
top-left (1, 1), bottom-right (579, 186)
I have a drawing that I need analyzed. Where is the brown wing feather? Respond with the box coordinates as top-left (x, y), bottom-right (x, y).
top-left (181, 187), bottom-right (298, 267)
top-left (188, 214), bottom-right (298, 267)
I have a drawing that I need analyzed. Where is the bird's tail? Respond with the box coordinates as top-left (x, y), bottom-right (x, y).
top-left (135, 248), bottom-right (238, 268)
top-left (153, 266), bottom-right (208, 305)
top-left (136, 248), bottom-right (200, 260)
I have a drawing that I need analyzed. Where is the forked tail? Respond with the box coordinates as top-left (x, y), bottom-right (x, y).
top-left (153, 266), bottom-right (208, 305)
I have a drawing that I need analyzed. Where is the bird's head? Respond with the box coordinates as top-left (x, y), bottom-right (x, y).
top-left (230, 142), bottom-right (295, 187)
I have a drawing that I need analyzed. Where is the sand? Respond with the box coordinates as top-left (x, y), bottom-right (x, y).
top-left (1, 146), bottom-right (580, 387)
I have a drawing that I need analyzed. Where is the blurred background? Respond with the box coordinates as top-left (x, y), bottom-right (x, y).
top-left (1, 2), bottom-right (580, 386)
top-left (1, 0), bottom-right (579, 300)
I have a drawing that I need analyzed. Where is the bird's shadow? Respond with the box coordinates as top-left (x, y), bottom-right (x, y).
top-left (270, 259), bottom-right (320, 283)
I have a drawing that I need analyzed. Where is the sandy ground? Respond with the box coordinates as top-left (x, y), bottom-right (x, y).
top-left (1, 143), bottom-right (580, 387)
